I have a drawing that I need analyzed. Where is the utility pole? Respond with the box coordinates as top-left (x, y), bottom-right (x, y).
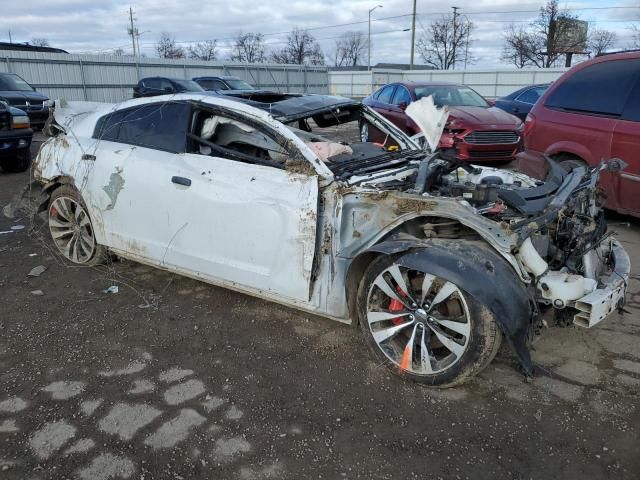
top-left (128, 6), bottom-right (137, 57)
top-left (368, 4), bottom-right (383, 71)
top-left (409, 0), bottom-right (417, 70)
top-left (8, 30), bottom-right (12, 43)
top-left (451, 6), bottom-right (459, 70)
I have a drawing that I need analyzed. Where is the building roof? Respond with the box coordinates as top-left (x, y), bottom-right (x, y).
top-left (0, 42), bottom-right (68, 54)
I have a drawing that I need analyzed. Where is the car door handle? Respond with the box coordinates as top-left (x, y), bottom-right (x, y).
top-left (171, 176), bottom-right (192, 187)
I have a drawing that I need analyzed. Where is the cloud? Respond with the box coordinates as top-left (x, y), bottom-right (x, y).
top-left (1, 0), bottom-right (637, 67)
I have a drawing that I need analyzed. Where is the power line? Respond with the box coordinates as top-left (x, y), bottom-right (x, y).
top-left (129, 5), bottom-right (639, 48)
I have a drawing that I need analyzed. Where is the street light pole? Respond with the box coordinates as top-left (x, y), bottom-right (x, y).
top-left (409, 0), bottom-right (417, 70)
top-left (368, 4), bottom-right (383, 71)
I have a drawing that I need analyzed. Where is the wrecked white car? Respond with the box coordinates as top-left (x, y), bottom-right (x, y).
top-left (29, 92), bottom-right (629, 386)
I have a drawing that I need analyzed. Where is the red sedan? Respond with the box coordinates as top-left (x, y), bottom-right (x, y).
top-left (362, 82), bottom-right (524, 162)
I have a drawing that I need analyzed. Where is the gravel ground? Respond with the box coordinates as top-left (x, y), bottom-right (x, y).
top-left (0, 134), bottom-right (639, 479)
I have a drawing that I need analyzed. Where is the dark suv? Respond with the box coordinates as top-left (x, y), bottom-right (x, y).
top-left (0, 101), bottom-right (33, 173)
top-left (0, 73), bottom-right (51, 129)
top-left (133, 77), bottom-right (211, 98)
top-left (520, 51), bottom-right (640, 217)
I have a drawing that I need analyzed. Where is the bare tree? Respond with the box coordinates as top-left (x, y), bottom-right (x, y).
top-left (188, 40), bottom-right (217, 61)
top-left (501, 25), bottom-right (544, 68)
top-left (155, 32), bottom-right (185, 59)
top-left (502, 0), bottom-right (588, 68)
top-left (230, 32), bottom-right (266, 63)
top-left (416, 14), bottom-right (473, 70)
top-left (112, 48), bottom-right (126, 56)
top-left (588, 29), bottom-right (616, 57)
top-left (333, 31), bottom-right (367, 67)
top-left (271, 27), bottom-right (325, 65)
top-left (30, 38), bottom-right (50, 47)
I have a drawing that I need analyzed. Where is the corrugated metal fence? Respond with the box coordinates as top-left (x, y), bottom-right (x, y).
top-left (329, 68), bottom-right (568, 99)
top-left (0, 50), bottom-right (329, 103)
top-left (0, 50), bottom-right (568, 104)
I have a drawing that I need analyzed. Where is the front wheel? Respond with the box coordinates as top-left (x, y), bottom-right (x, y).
top-left (357, 253), bottom-right (502, 387)
top-left (48, 186), bottom-right (106, 265)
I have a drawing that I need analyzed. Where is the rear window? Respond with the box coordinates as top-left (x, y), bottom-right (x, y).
top-left (545, 59), bottom-right (640, 117)
top-left (517, 86), bottom-right (546, 104)
top-left (622, 78), bottom-right (640, 122)
top-left (376, 85), bottom-right (396, 104)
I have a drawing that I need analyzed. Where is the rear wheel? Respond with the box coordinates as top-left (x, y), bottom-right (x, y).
top-left (48, 186), bottom-right (106, 265)
top-left (357, 253), bottom-right (502, 387)
top-left (555, 154), bottom-right (586, 172)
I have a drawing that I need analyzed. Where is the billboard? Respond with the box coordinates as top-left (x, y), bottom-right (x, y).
top-left (555, 18), bottom-right (589, 54)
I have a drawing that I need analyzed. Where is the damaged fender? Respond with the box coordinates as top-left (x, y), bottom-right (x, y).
top-left (351, 239), bottom-right (535, 376)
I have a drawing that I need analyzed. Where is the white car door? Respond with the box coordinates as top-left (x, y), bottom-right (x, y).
top-left (162, 107), bottom-right (320, 303)
top-left (82, 101), bottom-right (196, 265)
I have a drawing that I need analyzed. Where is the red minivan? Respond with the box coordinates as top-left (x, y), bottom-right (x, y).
top-left (520, 51), bottom-right (640, 217)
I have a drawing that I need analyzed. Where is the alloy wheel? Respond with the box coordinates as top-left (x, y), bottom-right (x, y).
top-left (48, 196), bottom-right (97, 264)
top-left (366, 264), bottom-right (471, 374)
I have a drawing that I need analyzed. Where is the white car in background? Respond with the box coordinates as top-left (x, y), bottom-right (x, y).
top-left (29, 92), bottom-right (629, 387)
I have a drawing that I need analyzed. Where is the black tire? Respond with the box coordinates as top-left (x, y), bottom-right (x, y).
top-left (48, 185), bottom-right (107, 266)
top-left (555, 154), bottom-right (586, 173)
top-left (357, 252), bottom-right (502, 387)
top-left (0, 149), bottom-right (31, 173)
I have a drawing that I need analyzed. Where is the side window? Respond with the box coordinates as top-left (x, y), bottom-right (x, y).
top-left (545, 59), bottom-right (640, 117)
top-left (94, 102), bottom-right (191, 153)
top-left (392, 86), bottom-right (412, 106)
top-left (377, 85), bottom-right (396, 104)
top-left (158, 78), bottom-right (174, 92)
top-left (188, 108), bottom-right (288, 168)
top-left (516, 88), bottom-right (541, 104)
top-left (212, 80), bottom-right (228, 90)
top-left (197, 79), bottom-right (214, 90)
top-left (622, 78), bottom-right (640, 122)
top-left (143, 78), bottom-right (160, 90)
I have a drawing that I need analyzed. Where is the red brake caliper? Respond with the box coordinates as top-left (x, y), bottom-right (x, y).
top-left (388, 285), bottom-right (407, 325)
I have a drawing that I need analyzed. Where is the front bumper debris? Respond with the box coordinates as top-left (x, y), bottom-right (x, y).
top-left (574, 240), bottom-right (630, 328)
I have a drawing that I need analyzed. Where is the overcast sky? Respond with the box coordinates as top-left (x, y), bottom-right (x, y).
top-left (2, 0), bottom-right (639, 68)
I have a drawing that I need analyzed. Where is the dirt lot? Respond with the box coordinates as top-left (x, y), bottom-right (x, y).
top-left (1, 135), bottom-right (639, 480)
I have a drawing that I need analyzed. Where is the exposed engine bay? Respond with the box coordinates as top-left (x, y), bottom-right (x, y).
top-left (272, 95), bottom-right (628, 348)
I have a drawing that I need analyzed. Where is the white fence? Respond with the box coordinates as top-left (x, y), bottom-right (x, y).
top-left (329, 68), bottom-right (568, 99)
top-left (0, 50), bottom-right (329, 103)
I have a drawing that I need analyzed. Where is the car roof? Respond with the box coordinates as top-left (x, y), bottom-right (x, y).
top-left (595, 49), bottom-right (640, 58)
top-left (140, 76), bottom-right (192, 82)
top-left (193, 76), bottom-right (241, 81)
top-left (401, 81), bottom-right (461, 87)
top-left (501, 84), bottom-right (550, 99)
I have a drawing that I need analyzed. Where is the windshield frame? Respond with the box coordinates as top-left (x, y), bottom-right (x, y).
top-left (0, 73), bottom-right (35, 92)
top-left (414, 85), bottom-right (489, 108)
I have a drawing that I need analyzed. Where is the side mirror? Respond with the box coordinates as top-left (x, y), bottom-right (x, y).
top-left (399, 102), bottom-right (408, 111)
top-left (164, 86), bottom-right (175, 93)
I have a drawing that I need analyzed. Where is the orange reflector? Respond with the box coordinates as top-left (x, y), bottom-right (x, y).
top-left (400, 346), bottom-right (412, 371)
